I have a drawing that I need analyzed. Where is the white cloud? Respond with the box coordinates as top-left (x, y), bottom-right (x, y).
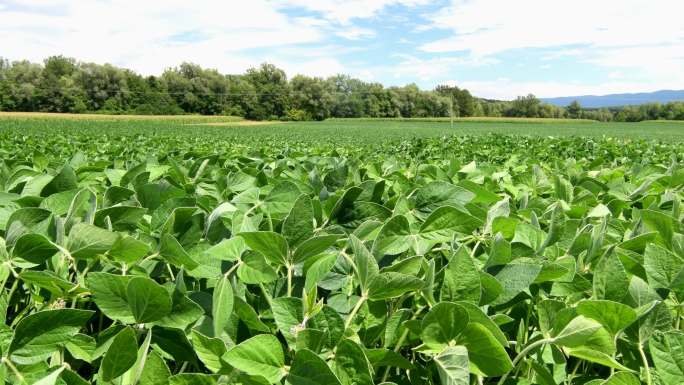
top-left (422, 0), bottom-right (684, 55)
top-left (336, 27), bottom-right (376, 40)
top-left (273, 0), bottom-right (431, 24)
top-left (420, 0), bottom-right (684, 95)
top-left (0, 0), bottom-right (325, 74)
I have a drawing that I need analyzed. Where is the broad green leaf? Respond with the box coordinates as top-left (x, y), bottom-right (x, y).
top-left (239, 231), bottom-right (289, 266)
top-left (440, 246), bottom-right (481, 304)
top-left (334, 339), bottom-right (373, 385)
top-left (649, 330), bottom-right (684, 385)
top-left (283, 194), bottom-right (315, 248)
top-left (293, 235), bottom-right (340, 263)
top-left (107, 235), bottom-right (150, 264)
top-left (367, 272), bottom-right (424, 301)
top-left (601, 372), bottom-right (640, 385)
top-left (11, 233), bottom-right (58, 264)
top-left (33, 366), bottom-right (65, 385)
top-left (212, 274), bottom-right (234, 336)
top-left (138, 351), bottom-right (171, 385)
top-left (237, 251), bottom-right (278, 284)
top-left (288, 348), bottom-right (342, 385)
top-left (434, 346), bottom-right (469, 385)
top-left (420, 205), bottom-right (482, 241)
top-left (224, 334), bottom-right (286, 383)
top-left (457, 323), bottom-right (512, 376)
top-left (350, 235), bottom-right (378, 293)
top-left (644, 243), bottom-right (684, 292)
top-left (86, 272), bottom-right (135, 323)
top-left (490, 259), bottom-right (541, 306)
top-left (191, 330), bottom-right (229, 373)
top-left (100, 327), bottom-right (138, 382)
top-left (126, 276), bottom-right (173, 323)
top-left (372, 215), bottom-right (412, 256)
top-left (9, 309), bottom-right (93, 363)
top-left (576, 300), bottom-right (637, 336)
top-left (160, 233), bottom-right (199, 270)
top-left (420, 302), bottom-right (469, 351)
top-left (552, 315), bottom-right (602, 348)
top-left (66, 222), bottom-right (118, 259)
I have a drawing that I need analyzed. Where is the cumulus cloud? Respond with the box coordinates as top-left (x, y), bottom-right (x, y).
top-left (0, 0), bottom-right (325, 74)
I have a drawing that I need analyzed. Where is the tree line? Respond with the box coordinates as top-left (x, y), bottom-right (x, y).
top-left (1, 56), bottom-right (683, 121)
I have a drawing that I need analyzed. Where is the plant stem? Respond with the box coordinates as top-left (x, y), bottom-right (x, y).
top-left (497, 338), bottom-right (552, 385)
top-left (286, 264), bottom-right (293, 297)
top-left (344, 295), bottom-right (367, 330)
top-left (2, 357), bottom-right (26, 385)
top-left (259, 283), bottom-right (273, 308)
top-left (381, 306), bottom-right (426, 382)
top-left (638, 343), bottom-right (653, 385)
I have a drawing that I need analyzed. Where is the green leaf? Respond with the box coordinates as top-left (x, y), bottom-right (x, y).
top-left (288, 348), bottom-right (342, 385)
top-left (237, 251), bottom-right (278, 284)
top-left (434, 346), bottom-right (469, 385)
top-left (9, 309), bottom-right (93, 363)
top-left (11, 233), bottom-right (58, 264)
top-left (440, 246), bottom-right (481, 304)
top-left (282, 194), bottom-right (315, 248)
top-left (649, 330), bottom-right (684, 385)
top-left (191, 330), bottom-right (229, 373)
top-left (293, 235), bottom-right (340, 264)
top-left (455, 301), bottom-right (508, 347)
top-left (271, 297), bottom-right (303, 345)
top-left (420, 302), bottom-right (469, 351)
top-left (601, 372), bottom-right (641, 385)
top-left (107, 235), bottom-right (150, 264)
top-left (66, 222), bottom-right (119, 259)
top-left (367, 272), bottom-right (424, 300)
top-left (86, 272), bottom-right (135, 323)
top-left (212, 274), bottom-right (234, 337)
top-left (372, 215), bottom-right (412, 256)
top-left (139, 351), bottom-right (171, 385)
top-left (100, 327), bottom-right (138, 382)
top-left (567, 348), bottom-right (633, 371)
top-left (457, 323), bottom-right (512, 376)
top-left (490, 259), bottom-right (541, 306)
top-left (126, 276), bottom-right (172, 323)
top-left (644, 243), bottom-right (684, 292)
top-left (334, 339), bottom-right (373, 385)
top-left (552, 315), bottom-right (602, 348)
top-left (239, 231), bottom-right (289, 266)
top-left (224, 334), bottom-right (286, 384)
top-left (349, 235), bottom-right (378, 294)
top-left (576, 300), bottom-right (637, 336)
top-left (169, 374), bottom-right (218, 385)
top-left (420, 205), bottom-right (483, 240)
top-left (33, 366), bottom-right (66, 385)
top-left (160, 233), bottom-right (199, 270)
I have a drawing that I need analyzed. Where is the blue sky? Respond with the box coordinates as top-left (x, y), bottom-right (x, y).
top-left (1, 0), bottom-right (683, 99)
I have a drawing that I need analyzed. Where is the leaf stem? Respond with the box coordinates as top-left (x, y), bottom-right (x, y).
top-left (286, 264), bottom-right (293, 297)
top-left (344, 294), bottom-right (367, 330)
top-left (638, 343), bottom-right (653, 385)
top-left (2, 357), bottom-right (26, 385)
top-left (497, 338), bottom-right (552, 385)
top-left (381, 305), bottom-right (426, 382)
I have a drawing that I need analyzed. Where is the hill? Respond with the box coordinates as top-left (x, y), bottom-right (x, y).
top-left (542, 90), bottom-right (684, 108)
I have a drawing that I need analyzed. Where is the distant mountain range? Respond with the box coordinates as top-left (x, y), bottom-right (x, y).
top-left (541, 90), bottom-right (684, 108)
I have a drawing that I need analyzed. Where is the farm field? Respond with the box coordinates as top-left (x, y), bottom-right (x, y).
top-left (0, 113), bottom-right (683, 384)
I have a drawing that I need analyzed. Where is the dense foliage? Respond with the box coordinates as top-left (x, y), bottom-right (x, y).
top-left (1, 120), bottom-right (684, 384)
top-left (3, 56), bottom-right (682, 121)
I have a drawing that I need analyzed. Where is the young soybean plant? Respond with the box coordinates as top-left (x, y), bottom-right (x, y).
top-left (0, 126), bottom-right (683, 385)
